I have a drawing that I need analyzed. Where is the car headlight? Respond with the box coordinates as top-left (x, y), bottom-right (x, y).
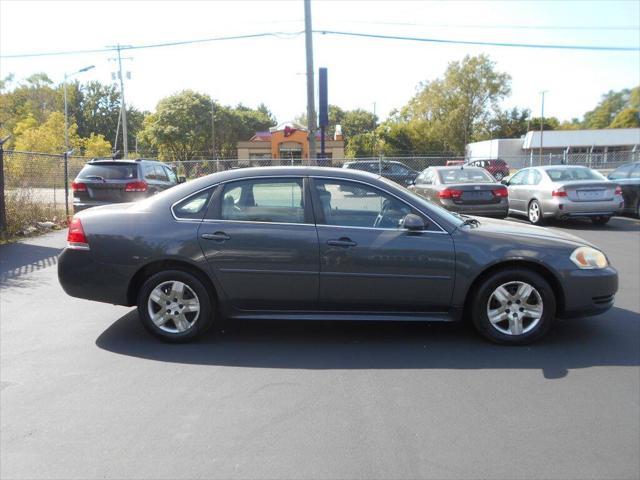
top-left (570, 246), bottom-right (608, 269)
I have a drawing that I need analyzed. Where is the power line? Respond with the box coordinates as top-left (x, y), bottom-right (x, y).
top-left (315, 30), bottom-right (640, 51)
top-left (336, 20), bottom-right (640, 31)
top-left (0, 32), bottom-right (304, 59)
top-left (1, 28), bottom-right (638, 59)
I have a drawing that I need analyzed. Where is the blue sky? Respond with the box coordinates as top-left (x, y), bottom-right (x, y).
top-left (1, 0), bottom-right (639, 124)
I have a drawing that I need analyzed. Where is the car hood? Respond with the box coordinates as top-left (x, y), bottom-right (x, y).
top-left (463, 217), bottom-right (596, 249)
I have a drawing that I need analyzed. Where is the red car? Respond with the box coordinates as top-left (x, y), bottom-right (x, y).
top-left (468, 159), bottom-right (511, 181)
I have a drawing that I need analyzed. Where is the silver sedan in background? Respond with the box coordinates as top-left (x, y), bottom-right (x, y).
top-left (504, 165), bottom-right (623, 225)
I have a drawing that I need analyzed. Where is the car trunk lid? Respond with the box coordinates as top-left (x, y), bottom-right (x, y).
top-left (561, 181), bottom-right (616, 202)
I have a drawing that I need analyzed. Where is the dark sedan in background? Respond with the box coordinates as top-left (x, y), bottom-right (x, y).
top-left (608, 161), bottom-right (640, 217)
top-left (72, 159), bottom-right (182, 213)
top-left (409, 166), bottom-right (509, 218)
top-left (342, 160), bottom-right (419, 187)
top-left (504, 165), bottom-right (623, 225)
top-left (59, 167), bottom-right (617, 346)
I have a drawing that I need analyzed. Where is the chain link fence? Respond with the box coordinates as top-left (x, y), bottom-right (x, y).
top-left (1, 148), bottom-right (638, 237)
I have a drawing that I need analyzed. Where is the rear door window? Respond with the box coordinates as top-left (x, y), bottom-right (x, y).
top-left (78, 163), bottom-right (138, 180)
top-left (218, 178), bottom-right (305, 224)
top-left (154, 165), bottom-right (169, 182)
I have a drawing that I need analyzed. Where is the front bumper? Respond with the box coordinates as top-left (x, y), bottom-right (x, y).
top-left (559, 266), bottom-right (618, 318)
top-left (58, 248), bottom-right (134, 306)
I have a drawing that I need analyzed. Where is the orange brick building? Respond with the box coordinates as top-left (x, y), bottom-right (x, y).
top-left (236, 122), bottom-right (345, 164)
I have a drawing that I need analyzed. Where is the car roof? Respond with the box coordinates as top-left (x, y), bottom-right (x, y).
top-left (428, 165), bottom-right (487, 171)
top-left (88, 158), bottom-right (163, 164)
top-left (535, 165), bottom-right (593, 170)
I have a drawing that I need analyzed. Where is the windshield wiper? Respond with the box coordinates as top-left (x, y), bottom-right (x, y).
top-left (84, 175), bottom-right (105, 181)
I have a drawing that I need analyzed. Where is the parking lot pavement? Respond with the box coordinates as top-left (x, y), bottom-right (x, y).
top-left (1, 217), bottom-right (639, 480)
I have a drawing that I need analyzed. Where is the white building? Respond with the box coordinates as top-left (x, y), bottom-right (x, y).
top-left (466, 128), bottom-right (640, 169)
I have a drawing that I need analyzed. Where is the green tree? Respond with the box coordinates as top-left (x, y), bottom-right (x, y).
top-left (14, 111), bottom-right (81, 153)
top-left (480, 107), bottom-right (531, 139)
top-left (403, 54), bottom-right (511, 154)
top-left (137, 90), bottom-right (213, 161)
top-left (583, 87), bottom-right (639, 129)
top-left (610, 108), bottom-right (640, 128)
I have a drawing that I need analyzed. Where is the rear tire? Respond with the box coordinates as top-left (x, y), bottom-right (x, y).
top-left (471, 268), bottom-right (556, 345)
top-left (137, 270), bottom-right (214, 343)
top-left (528, 200), bottom-right (546, 226)
top-left (591, 216), bottom-right (610, 226)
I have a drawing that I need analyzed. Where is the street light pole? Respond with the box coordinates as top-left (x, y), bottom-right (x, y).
top-left (539, 90), bottom-right (548, 164)
top-left (63, 65), bottom-right (95, 151)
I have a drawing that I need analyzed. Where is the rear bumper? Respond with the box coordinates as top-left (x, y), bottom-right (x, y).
top-left (559, 266), bottom-right (618, 318)
top-left (440, 199), bottom-right (508, 217)
top-left (58, 248), bottom-right (133, 306)
top-left (541, 197), bottom-right (624, 218)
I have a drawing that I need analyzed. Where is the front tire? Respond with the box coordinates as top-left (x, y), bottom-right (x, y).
top-left (471, 268), bottom-right (556, 345)
top-left (528, 200), bottom-right (546, 225)
top-left (137, 270), bottom-right (214, 342)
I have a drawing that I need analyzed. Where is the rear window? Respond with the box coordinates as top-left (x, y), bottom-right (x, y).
top-left (438, 168), bottom-right (494, 184)
top-left (546, 168), bottom-right (606, 182)
top-left (78, 163), bottom-right (138, 180)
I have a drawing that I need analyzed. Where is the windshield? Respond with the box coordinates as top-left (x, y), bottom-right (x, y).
top-left (438, 168), bottom-right (494, 184)
top-left (378, 176), bottom-right (464, 228)
top-left (78, 163), bottom-right (138, 180)
top-left (546, 167), bottom-right (606, 182)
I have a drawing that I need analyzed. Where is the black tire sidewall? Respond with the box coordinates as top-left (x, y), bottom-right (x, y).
top-left (137, 270), bottom-right (213, 342)
top-left (471, 268), bottom-right (556, 345)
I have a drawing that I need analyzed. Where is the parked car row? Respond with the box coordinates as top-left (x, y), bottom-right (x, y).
top-left (406, 163), bottom-right (638, 225)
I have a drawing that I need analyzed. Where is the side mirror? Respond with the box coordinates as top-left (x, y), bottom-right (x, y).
top-left (178, 176), bottom-right (186, 184)
top-left (501, 178), bottom-right (510, 186)
top-left (401, 213), bottom-right (426, 231)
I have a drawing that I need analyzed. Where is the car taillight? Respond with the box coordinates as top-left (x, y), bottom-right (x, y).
top-left (67, 217), bottom-right (90, 250)
top-left (552, 188), bottom-right (568, 197)
top-left (439, 188), bottom-right (463, 199)
top-left (492, 187), bottom-right (508, 198)
top-left (72, 181), bottom-right (87, 192)
top-left (615, 185), bottom-right (622, 195)
top-left (125, 180), bottom-right (147, 192)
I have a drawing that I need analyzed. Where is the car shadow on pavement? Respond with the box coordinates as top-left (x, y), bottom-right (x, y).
top-left (96, 306), bottom-right (639, 380)
top-left (0, 242), bottom-right (61, 287)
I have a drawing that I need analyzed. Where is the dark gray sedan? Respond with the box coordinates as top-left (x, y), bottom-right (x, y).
top-left (58, 167), bottom-right (618, 345)
top-left (409, 166), bottom-right (508, 218)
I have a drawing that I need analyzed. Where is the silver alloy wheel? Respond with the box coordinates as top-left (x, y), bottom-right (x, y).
top-left (147, 280), bottom-right (200, 334)
top-left (486, 281), bottom-right (543, 336)
top-left (528, 202), bottom-right (541, 223)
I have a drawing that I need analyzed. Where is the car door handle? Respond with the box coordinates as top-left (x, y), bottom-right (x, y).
top-left (327, 238), bottom-right (357, 247)
top-left (201, 232), bottom-right (230, 242)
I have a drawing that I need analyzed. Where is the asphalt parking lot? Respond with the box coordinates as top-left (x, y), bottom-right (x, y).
top-left (1, 216), bottom-right (639, 480)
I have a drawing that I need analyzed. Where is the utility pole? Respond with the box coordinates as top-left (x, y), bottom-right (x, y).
top-left (211, 99), bottom-right (216, 160)
top-left (304, 0), bottom-right (317, 165)
top-left (539, 90), bottom-right (548, 164)
top-left (108, 44), bottom-right (132, 157)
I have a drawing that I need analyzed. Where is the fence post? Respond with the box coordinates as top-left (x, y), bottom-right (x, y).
top-left (63, 151), bottom-right (69, 219)
top-left (0, 137), bottom-right (8, 238)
